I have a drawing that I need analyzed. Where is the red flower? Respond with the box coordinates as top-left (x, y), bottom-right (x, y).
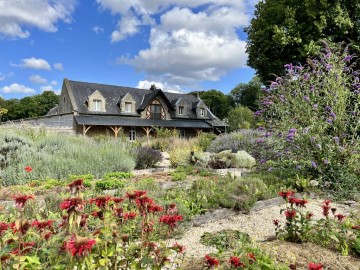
top-left (148, 204), bottom-right (163, 213)
top-left (323, 200), bottom-right (331, 206)
top-left (11, 220), bottom-right (31, 235)
top-left (66, 234), bottom-right (96, 257)
top-left (308, 262), bottom-right (323, 270)
top-left (123, 212), bottom-right (137, 220)
top-left (0, 222), bottom-right (9, 235)
top-left (13, 194), bottom-right (34, 208)
top-left (24, 166), bottom-right (32, 173)
top-left (159, 214), bottom-right (183, 229)
top-left (126, 190), bottom-right (146, 200)
top-left (172, 242), bottom-right (186, 253)
top-left (273, 219), bottom-right (279, 226)
top-left (60, 197), bottom-right (85, 213)
top-left (68, 179), bottom-right (84, 193)
top-left (247, 252), bottom-right (256, 263)
top-left (321, 205), bottom-right (331, 217)
top-left (229, 256), bottom-right (245, 268)
top-left (351, 225), bottom-right (360, 230)
top-left (44, 232), bottom-right (52, 240)
top-left (89, 196), bottom-right (111, 208)
top-left (91, 211), bottom-right (104, 220)
top-left (80, 214), bottom-right (89, 228)
top-left (114, 207), bottom-right (123, 218)
top-left (278, 190), bottom-right (295, 199)
top-left (285, 209), bottom-right (297, 219)
top-left (11, 242), bottom-right (35, 255)
top-left (111, 197), bottom-right (124, 204)
top-left (335, 214), bottom-right (346, 221)
top-left (167, 203), bottom-right (178, 214)
top-left (204, 254), bottom-right (219, 267)
top-left (288, 197), bottom-right (308, 207)
top-left (135, 196), bottom-right (154, 214)
top-left (306, 212), bottom-right (314, 220)
top-left (31, 220), bottom-right (53, 231)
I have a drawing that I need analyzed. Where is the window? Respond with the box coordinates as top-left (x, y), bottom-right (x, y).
top-left (94, 99), bottom-right (102, 111)
top-left (151, 104), bottom-right (162, 119)
top-left (179, 129), bottom-right (185, 138)
top-left (129, 126), bottom-right (136, 141)
top-left (200, 108), bottom-right (206, 117)
top-left (125, 102), bottom-right (132, 112)
top-left (178, 106), bottom-right (184, 115)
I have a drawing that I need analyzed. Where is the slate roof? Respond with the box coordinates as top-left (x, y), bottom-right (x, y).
top-left (64, 79), bottom-right (225, 128)
top-left (75, 115), bottom-right (212, 129)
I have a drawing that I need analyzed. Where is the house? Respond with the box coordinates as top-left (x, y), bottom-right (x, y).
top-left (15, 79), bottom-right (226, 139)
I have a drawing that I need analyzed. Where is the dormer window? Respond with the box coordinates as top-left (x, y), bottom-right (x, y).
top-left (200, 108), bottom-right (206, 117)
top-left (125, 102), bottom-right (132, 112)
top-left (178, 106), bottom-right (184, 115)
top-left (146, 99), bottom-right (166, 119)
top-left (94, 99), bottom-right (102, 111)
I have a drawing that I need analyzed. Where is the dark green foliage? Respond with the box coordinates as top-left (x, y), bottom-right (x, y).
top-left (245, 0), bottom-right (360, 83)
top-left (227, 106), bottom-right (256, 131)
top-left (197, 132), bottom-right (217, 151)
top-left (229, 76), bottom-right (262, 111)
top-left (134, 147), bottom-right (162, 169)
top-left (200, 89), bottom-right (231, 119)
top-left (103, 172), bottom-right (133, 180)
top-left (1, 91), bottom-right (59, 121)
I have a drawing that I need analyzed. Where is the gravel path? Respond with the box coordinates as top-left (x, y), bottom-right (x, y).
top-left (173, 199), bottom-right (352, 258)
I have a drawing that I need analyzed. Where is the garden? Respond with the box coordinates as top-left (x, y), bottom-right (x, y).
top-left (0, 44), bottom-right (360, 269)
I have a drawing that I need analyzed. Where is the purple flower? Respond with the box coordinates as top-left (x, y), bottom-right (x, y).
top-left (264, 133), bottom-right (272, 137)
top-left (313, 104), bottom-right (318, 109)
top-left (277, 132), bottom-right (283, 138)
top-left (254, 110), bottom-right (262, 116)
top-left (303, 96), bottom-right (310, 102)
top-left (275, 152), bottom-right (282, 157)
top-left (310, 85), bottom-right (314, 92)
top-left (284, 64), bottom-right (293, 70)
top-left (325, 64), bottom-right (333, 70)
top-left (324, 159), bottom-right (329, 165)
top-left (325, 106), bottom-right (332, 112)
top-left (343, 55), bottom-right (352, 62)
top-left (286, 134), bottom-right (295, 141)
top-left (316, 144), bottom-right (321, 149)
top-left (333, 136), bottom-right (339, 143)
top-left (303, 128), bottom-right (309, 134)
top-left (303, 73), bottom-right (309, 80)
top-left (327, 118), bottom-right (333, 124)
top-left (311, 161), bottom-right (317, 168)
top-left (270, 82), bottom-right (278, 88)
top-left (288, 128), bottom-right (297, 133)
top-left (325, 51), bottom-right (331, 59)
top-left (262, 88), bottom-right (271, 93)
top-left (267, 167), bottom-right (273, 172)
top-left (260, 159), bottom-right (267, 164)
top-left (354, 90), bottom-right (360, 94)
top-left (310, 137), bottom-right (316, 143)
top-left (329, 112), bottom-right (336, 119)
top-left (256, 139), bottom-right (265, 144)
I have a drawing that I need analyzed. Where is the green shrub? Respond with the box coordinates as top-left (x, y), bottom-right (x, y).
top-left (234, 150), bottom-right (256, 168)
top-left (169, 145), bottom-right (191, 167)
top-left (95, 178), bottom-right (126, 191)
top-left (170, 171), bottom-right (187, 181)
top-left (134, 147), bottom-right (162, 169)
top-left (201, 230), bottom-right (250, 251)
top-left (198, 132), bottom-right (217, 151)
top-left (68, 174), bottom-right (95, 181)
top-left (103, 172), bottom-right (133, 180)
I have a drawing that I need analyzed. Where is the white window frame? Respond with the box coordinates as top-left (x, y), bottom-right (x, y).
top-left (200, 108), bottom-right (206, 117)
top-left (125, 102), bottom-right (132, 113)
top-left (178, 106), bottom-right (184, 115)
top-left (129, 126), bottom-right (136, 141)
top-left (94, 99), bottom-right (102, 111)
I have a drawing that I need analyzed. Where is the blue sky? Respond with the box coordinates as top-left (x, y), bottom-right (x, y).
top-left (0, 0), bottom-right (257, 99)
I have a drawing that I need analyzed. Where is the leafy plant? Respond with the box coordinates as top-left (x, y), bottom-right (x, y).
top-left (95, 178), bottom-right (126, 191)
top-left (134, 147), bottom-right (162, 169)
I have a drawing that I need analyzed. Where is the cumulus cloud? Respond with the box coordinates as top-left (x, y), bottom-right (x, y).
top-left (92, 26), bottom-right (104, 34)
top-left (13, 57), bottom-right (52, 70)
top-left (0, 0), bottom-right (76, 39)
top-left (29, 74), bottom-right (47, 84)
top-left (100, 0), bottom-right (254, 86)
top-left (41, 84), bottom-right (60, 94)
top-left (1, 83), bottom-right (35, 94)
top-left (136, 80), bottom-right (182, 93)
top-left (54, 63), bottom-right (64, 71)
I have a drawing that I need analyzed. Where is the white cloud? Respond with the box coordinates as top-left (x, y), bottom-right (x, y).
top-left (29, 74), bottom-right (47, 84)
top-left (92, 26), bottom-right (104, 34)
top-left (101, 1), bottom-right (254, 86)
top-left (1, 83), bottom-right (35, 94)
top-left (136, 80), bottom-right (182, 93)
top-left (0, 0), bottom-right (76, 39)
top-left (51, 80), bottom-right (57, 86)
top-left (14, 57), bottom-right (52, 70)
top-left (40, 85), bottom-right (60, 94)
top-left (53, 63), bottom-right (64, 71)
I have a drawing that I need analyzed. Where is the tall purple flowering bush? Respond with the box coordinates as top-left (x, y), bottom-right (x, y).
top-left (257, 42), bottom-right (360, 194)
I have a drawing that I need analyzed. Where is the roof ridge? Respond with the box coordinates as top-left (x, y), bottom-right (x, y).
top-left (67, 79), bottom-right (150, 92)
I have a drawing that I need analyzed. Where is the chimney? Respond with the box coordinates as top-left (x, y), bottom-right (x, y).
top-left (150, 84), bottom-right (156, 91)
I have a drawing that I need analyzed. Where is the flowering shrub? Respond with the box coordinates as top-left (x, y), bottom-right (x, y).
top-left (0, 179), bottom-right (185, 269)
top-left (257, 42), bottom-right (360, 193)
top-left (275, 190), bottom-right (360, 256)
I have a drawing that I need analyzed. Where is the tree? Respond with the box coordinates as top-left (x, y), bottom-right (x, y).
top-left (229, 77), bottom-right (262, 111)
top-left (245, 0), bottom-right (360, 84)
top-left (0, 97), bottom-right (8, 121)
top-left (227, 106), bottom-right (255, 131)
top-left (200, 89), bottom-right (230, 119)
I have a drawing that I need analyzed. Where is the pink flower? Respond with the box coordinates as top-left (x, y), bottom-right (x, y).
top-left (308, 262), bottom-right (323, 270)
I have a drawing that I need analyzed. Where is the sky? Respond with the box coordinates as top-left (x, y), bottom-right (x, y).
top-left (0, 0), bottom-right (258, 99)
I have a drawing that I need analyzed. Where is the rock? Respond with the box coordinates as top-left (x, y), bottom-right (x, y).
top-left (250, 197), bottom-right (284, 212)
top-left (160, 180), bottom-right (193, 190)
top-left (192, 208), bottom-right (237, 227)
top-left (343, 200), bottom-right (357, 207)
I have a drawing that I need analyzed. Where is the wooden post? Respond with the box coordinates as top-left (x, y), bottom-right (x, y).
top-left (195, 128), bottom-right (202, 137)
top-left (109, 126), bottom-right (122, 138)
top-left (142, 127), bottom-right (152, 141)
top-left (83, 125), bottom-right (92, 136)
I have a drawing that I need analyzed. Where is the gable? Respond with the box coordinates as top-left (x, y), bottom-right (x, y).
top-left (87, 90), bottom-right (106, 112)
